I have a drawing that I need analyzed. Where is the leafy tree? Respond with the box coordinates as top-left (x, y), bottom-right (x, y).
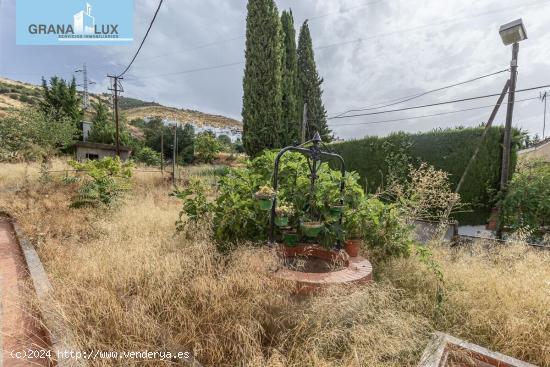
top-left (280, 9), bottom-right (301, 146)
top-left (501, 160), bottom-right (550, 238)
top-left (217, 134), bottom-right (232, 146)
top-left (0, 108), bottom-right (78, 161)
top-left (297, 21), bottom-right (331, 142)
top-left (134, 146), bottom-right (161, 166)
top-left (88, 100), bottom-right (132, 145)
top-left (195, 131), bottom-right (221, 163)
top-left (39, 76), bottom-right (83, 130)
top-left (242, 0), bottom-right (284, 156)
top-left (142, 118), bottom-right (195, 164)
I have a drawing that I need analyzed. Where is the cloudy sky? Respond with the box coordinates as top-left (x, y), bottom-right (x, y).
top-left (1, 0), bottom-right (550, 140)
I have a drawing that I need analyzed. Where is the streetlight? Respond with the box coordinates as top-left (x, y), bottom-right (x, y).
top-left (499, 19), bottom-right (527, 191)
top-left (497, 19), bottom-right (527, 239)
top-left (499, 18), bottom-right (528, 45)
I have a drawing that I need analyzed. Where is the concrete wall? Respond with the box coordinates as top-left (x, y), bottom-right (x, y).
top-left (76, 147), bottom-right (130, 161)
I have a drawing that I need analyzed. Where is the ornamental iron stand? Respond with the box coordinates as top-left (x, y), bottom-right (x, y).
top-left (269, 132), bottom-right (347, 248)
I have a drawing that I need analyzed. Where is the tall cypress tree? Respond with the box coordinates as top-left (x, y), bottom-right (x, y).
top-left (297, 21), bottom-right (332, 142)
top-left (280, 9), bottom-right (300, 146)
top-left (242, 0), bottom-right (284, 156)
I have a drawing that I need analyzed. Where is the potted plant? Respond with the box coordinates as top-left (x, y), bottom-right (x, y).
top-left (282, 228), bottom-right (299, 246)
top-left (275, 204), bottom-right (294, 227)
top-left (342, 208), bottom-right (363, 257)
top-left (301, 216), bottom-right (324, 238)
top-left (254, 185), bottom-right (275, 210)
top-left (329, 201), bottom-right (345, 217)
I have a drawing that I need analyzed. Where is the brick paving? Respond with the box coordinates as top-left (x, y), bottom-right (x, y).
top-left (0, 218), bottom-right (52, 367)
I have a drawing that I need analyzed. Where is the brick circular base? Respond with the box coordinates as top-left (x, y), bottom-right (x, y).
top-left (273, 244), bottom-right (373, 293)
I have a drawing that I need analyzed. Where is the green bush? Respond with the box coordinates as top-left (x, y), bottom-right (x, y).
top-left (134, 147), bottom-right (161, 167)
top-left (195, 131), bottom-right (221, 163)
top-left (332, 127), bottom-right (521, 221)
top-left (0, 108), bottom-right (78, 162)
top-left (68, 157), bottom-right (134, 208)
top-left (501, 160), bottom-right (550, 237)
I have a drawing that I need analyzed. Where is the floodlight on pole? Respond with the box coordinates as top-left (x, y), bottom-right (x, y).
top-left (499, 18), bottom-right (528, 46)
top-left (497, 18), bottom-right (527, 239)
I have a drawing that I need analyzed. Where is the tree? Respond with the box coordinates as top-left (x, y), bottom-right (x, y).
top-left (280, 9), bottom-right (301, 146)
top-left (39, 76), bottom-right (83, 130)
top-left (195, 131), bottom-right (221, 163)
top-left (242, 0), bottom-right (284, 156)
top-left (88, 99), bottom-right (131, 145)
top-left (142, 118), bottom-right (195, 164)
top-left (0, 107), bottom-right (78, 161)
top-left (297, 21), bottom-right (332, 142)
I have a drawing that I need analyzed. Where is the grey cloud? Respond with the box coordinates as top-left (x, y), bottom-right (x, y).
top-left (1, 0), bottom-right (549, 138)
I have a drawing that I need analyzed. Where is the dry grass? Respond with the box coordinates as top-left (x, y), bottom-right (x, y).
top-left (1, 160), bottom-right (549, 367)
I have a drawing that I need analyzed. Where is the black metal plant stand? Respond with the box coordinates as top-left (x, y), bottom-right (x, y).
top-left (269, 132), bottom-right (347, 248)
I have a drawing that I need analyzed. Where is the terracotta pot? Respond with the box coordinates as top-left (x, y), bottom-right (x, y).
top-left (344, 239), bottom-right (361, 257)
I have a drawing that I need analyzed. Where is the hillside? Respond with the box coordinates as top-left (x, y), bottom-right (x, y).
top-left (0, 77), bottom-right (242, 131)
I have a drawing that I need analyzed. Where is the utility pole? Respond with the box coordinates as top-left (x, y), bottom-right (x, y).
top-left (301, 103), bottom-right (308, 143)
top-left (107, 75), bottom-right (123, 157)
top-left (541, 91), bottom-right (548, 140)
top-left (172, 124), bottom-right (177, 182)
top-left (160, 131), bottom-right (164, 174)
top-left (75, 63), bottom-right (95, 110)
top-left (500, 42), bottom-right (519, 192)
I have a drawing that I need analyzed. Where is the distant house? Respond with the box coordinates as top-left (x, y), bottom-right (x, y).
top-left (75, 141), bottom-right (131, 161)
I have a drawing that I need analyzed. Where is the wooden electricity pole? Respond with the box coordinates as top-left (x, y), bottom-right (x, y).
top-left (500, 42), bottom-right (519, 192)
top-left (301, 103), bottom-right (308, 143)
top-left (107, 75), bottom-right (123, 157)
top-left (172, 124), bottom-right (177, 182)
top-left (160, 132), bottom-right (164, 174)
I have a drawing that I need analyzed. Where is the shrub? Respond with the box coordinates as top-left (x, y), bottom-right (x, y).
top-left (172, 178), bottom-right (214, 233)
top-left (0, 108), bottom-right (78, 162)
top-left (195, 131), bottom-right (221, 163)
top-left (68, 157), bottom-right (134, 208)
top-left (134, 147), bottom-right (161, 167)
top-left (501, 160), bottom-right (550, 237)
top-left (332, 127), bottom-right (521, 220)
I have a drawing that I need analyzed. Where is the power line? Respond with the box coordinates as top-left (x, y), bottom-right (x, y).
top-left (328, 84), bottom-right (550, 120)
top-left (331, 69), bottom-right (509, 118)
top-left (117, 0), bottom-right (164, 77)
top-left (328, 96), bottom-right (539, 127)
top-left (101, 0), bottom-right (384, 68)
top-left (123, 61), bottom-right (243, 81)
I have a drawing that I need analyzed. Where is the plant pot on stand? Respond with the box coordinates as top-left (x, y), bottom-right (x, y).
top-left (344, 238), bottom-right (361, 257)
top-left (282, 229), bottom-right (299, 246)
top-left (301, 221), bottom-right (324, 238)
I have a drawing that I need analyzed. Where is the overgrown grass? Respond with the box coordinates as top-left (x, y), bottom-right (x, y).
top-left (0, 161), bottom-right (548, 366)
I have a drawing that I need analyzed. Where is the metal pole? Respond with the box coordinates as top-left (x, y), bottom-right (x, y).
top-left (500, 42), bottom-right (519, 192)
top-left (301, 103), bottom-right (307, 143)
top-left (456, 80), bottom-right (510, 194)
top-left (83, 63), bottom-right (89, 110)
top-left (543, 92), bottom-right (547, 140)
top-left (160, 131), bottom-right (164, 173)
top-left (172, 124), bottom-right (177, 182)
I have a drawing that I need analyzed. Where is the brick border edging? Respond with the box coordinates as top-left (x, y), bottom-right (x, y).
top-left (418, 332), bottom-right (538, 367)
top-left (273, 244), bottom-right (373, 293)
top-left (1, 212), bottom-right (86, 367)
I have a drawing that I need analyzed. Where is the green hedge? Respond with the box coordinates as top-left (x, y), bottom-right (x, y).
top-left (331, 127), bottom-right (520, 223)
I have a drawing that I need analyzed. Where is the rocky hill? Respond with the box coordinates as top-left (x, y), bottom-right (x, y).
top-left (0, 77), bottom-right (242, 133)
